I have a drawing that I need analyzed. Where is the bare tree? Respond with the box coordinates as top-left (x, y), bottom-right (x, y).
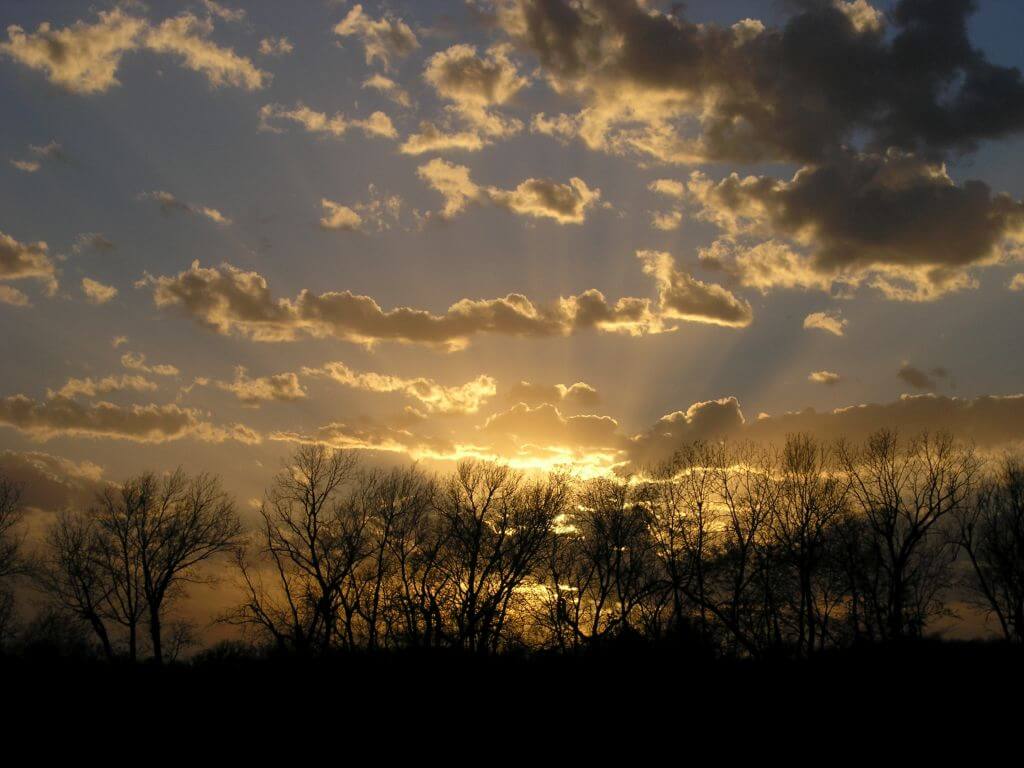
top-left (36, 511), bottom-right (116, 660)
top-left (91, 485), bottom-right (148, 660)
top-left (230, 445), bottom-right (360, 654)
top-left (839, 430), bottom-right (980, 639)
top-left (349, 466), bottom-right (436, 649)
top-left (0, 476), bottom-right (25, 643)
top-left (955, 455), bottom-right (1024, 641)
top-left (113, 470), bottom-right (241, 663)
top-left (433, 461), bottom-right (567, 652)
top-left (771, 435), bottom-right (849, 655)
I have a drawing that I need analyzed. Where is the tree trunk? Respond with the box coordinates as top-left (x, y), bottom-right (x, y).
top-left (150, 609), bottom-right (163, 664)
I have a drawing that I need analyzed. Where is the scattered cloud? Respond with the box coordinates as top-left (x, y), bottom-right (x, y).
top-left (334, 3), bottom-right (418, 70)
top-left (638, 250), bottom-right (753, 328)
top-left (0, 285), bottom-right (30, 307)
top-left (803, 310), bottom-right (847, 337)
top-left (201, 1), bottom-right (246, 25)
top-left (139, 190), bottom-right (231, 225)
top-left (121, 351), bottom-right (179, 377)
top-left (81, 277), bottom-right (117, 305)
top-left (319, 186), bottom-right (402, 233)
top-left (417, 158), bottom-right (601, 224)
top-left (72, 232), bottom-right (115, 254)
top-left (48, 374), bottom-right (157, 400)
top-left (213, 366), bottom-right (306, 405)
top-left (0, 230), bottom-right (58, 295)
top-left (362, 74), bottom-right (410, 108)
top-left (303, 361), bottom-right (496, 415)
top-left (809, 370), bottom-right (842, 386)
top-left (258, 36), bottom-right (293, 57)
top-left (259, 102), bottom-right (397, 140)
top-left (401, 44), bottom-right (527, 155)
top-left (0, 10), bottom-right (268, 94)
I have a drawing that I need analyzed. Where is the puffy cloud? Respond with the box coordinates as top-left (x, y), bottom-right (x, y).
top-left (809, 370), bottom-right (842, 386)
top-left (803, 310), bottom-right (847, 337)
top-left (333, 4), bottom-right (418, 69)
top-left (258, 36), bottom-right (293, 57)
top-left (686, 151), bottom-right (1024, 300)
top-left (488, 177), bottom-right (601, 224)
top-left (626, 392), bottom-right (1024, 470)
top-left (399, 123), bottom-right (487, 155)
top-left (319, 186), bottom-right (402, 233)
top-left (259, 102), bottom-right (397, 140)
top-left (363, 73), bottom-right (410, 107)
top-left (139, 254), bottom-right (713, 349)
top-left (0, 230), bottom-right (58, 294)
top-left (638, 250), bottom-right (753, 328)
top-left (319, 200), bottom-right (362, 232)
top-left (213, 366), bottom-right (306, 405)
top-left (401, 44), bottom-right (527, 154)
top-left (201, 1), bottom-right (246, 25)
top-left (9, 140), bottom-right (65, 174)
top-left (0, 10), bottom-right (267, 94)
top-left (650, 210), bottom-right (683, 231)
top-left (488, 0), bottom-right (1024, 165)
top-left (141, 254), bottom-right (746, 348)
top-left (144, 13), bottom-right (267, 90)
top-left (0, 394), bottom-right (259, 444)
top-left (81, 277), bottom-right (117, 305)
top-left (897, 363), bottom-right (949, 391)
top-left (0, 10), bottom-right (144, 94)
top-left (139, 190), bottom-right (231, 225)
top-left (304, 360), bottom-right (496, 415)
top-left (646, 179), bottom-right (686, 230)
top-left (48, 374), bottom-right (157, 400)
top-left (649, 179), bottom-right (686, 199)
top-left (417, 158), bottom-right (601, 224)
top-left (0, 286), bottom-right (29, 307)
top-left (505, 381), bottom-right (600, 409)
top-left (120, 351), bottom-right (179, 377)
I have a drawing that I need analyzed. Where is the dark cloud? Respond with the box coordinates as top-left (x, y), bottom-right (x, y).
top-left (687, 150), bottom-right (1024, 300)
top-left (626, 392), bottom-right (1024, 470)
top-left (0, 394), bottom-right (259, 444)
top-left (898, 362), bottom-right (949, 391)
top-left (0, 450), bottom-right (108, 514)
top-left (494, 0), bottom-right (1024, 164)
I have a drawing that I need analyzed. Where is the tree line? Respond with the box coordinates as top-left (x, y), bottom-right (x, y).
top-left (1, 428), bottom-right (1023, 663)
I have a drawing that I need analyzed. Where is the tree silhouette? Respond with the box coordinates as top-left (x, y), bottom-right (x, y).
top-left (955, 455), bottom-right (1024, 641)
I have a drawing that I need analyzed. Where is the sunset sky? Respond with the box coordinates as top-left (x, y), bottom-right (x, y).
top-left (3, 0), bottom-right (1024, 516)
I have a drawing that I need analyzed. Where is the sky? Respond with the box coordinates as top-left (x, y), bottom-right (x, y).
top-left (2, 0), bottom-right (1024, 522)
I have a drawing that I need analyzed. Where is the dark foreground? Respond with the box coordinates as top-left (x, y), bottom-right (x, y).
top-left (4, 641), bottom-right (1022, 718)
